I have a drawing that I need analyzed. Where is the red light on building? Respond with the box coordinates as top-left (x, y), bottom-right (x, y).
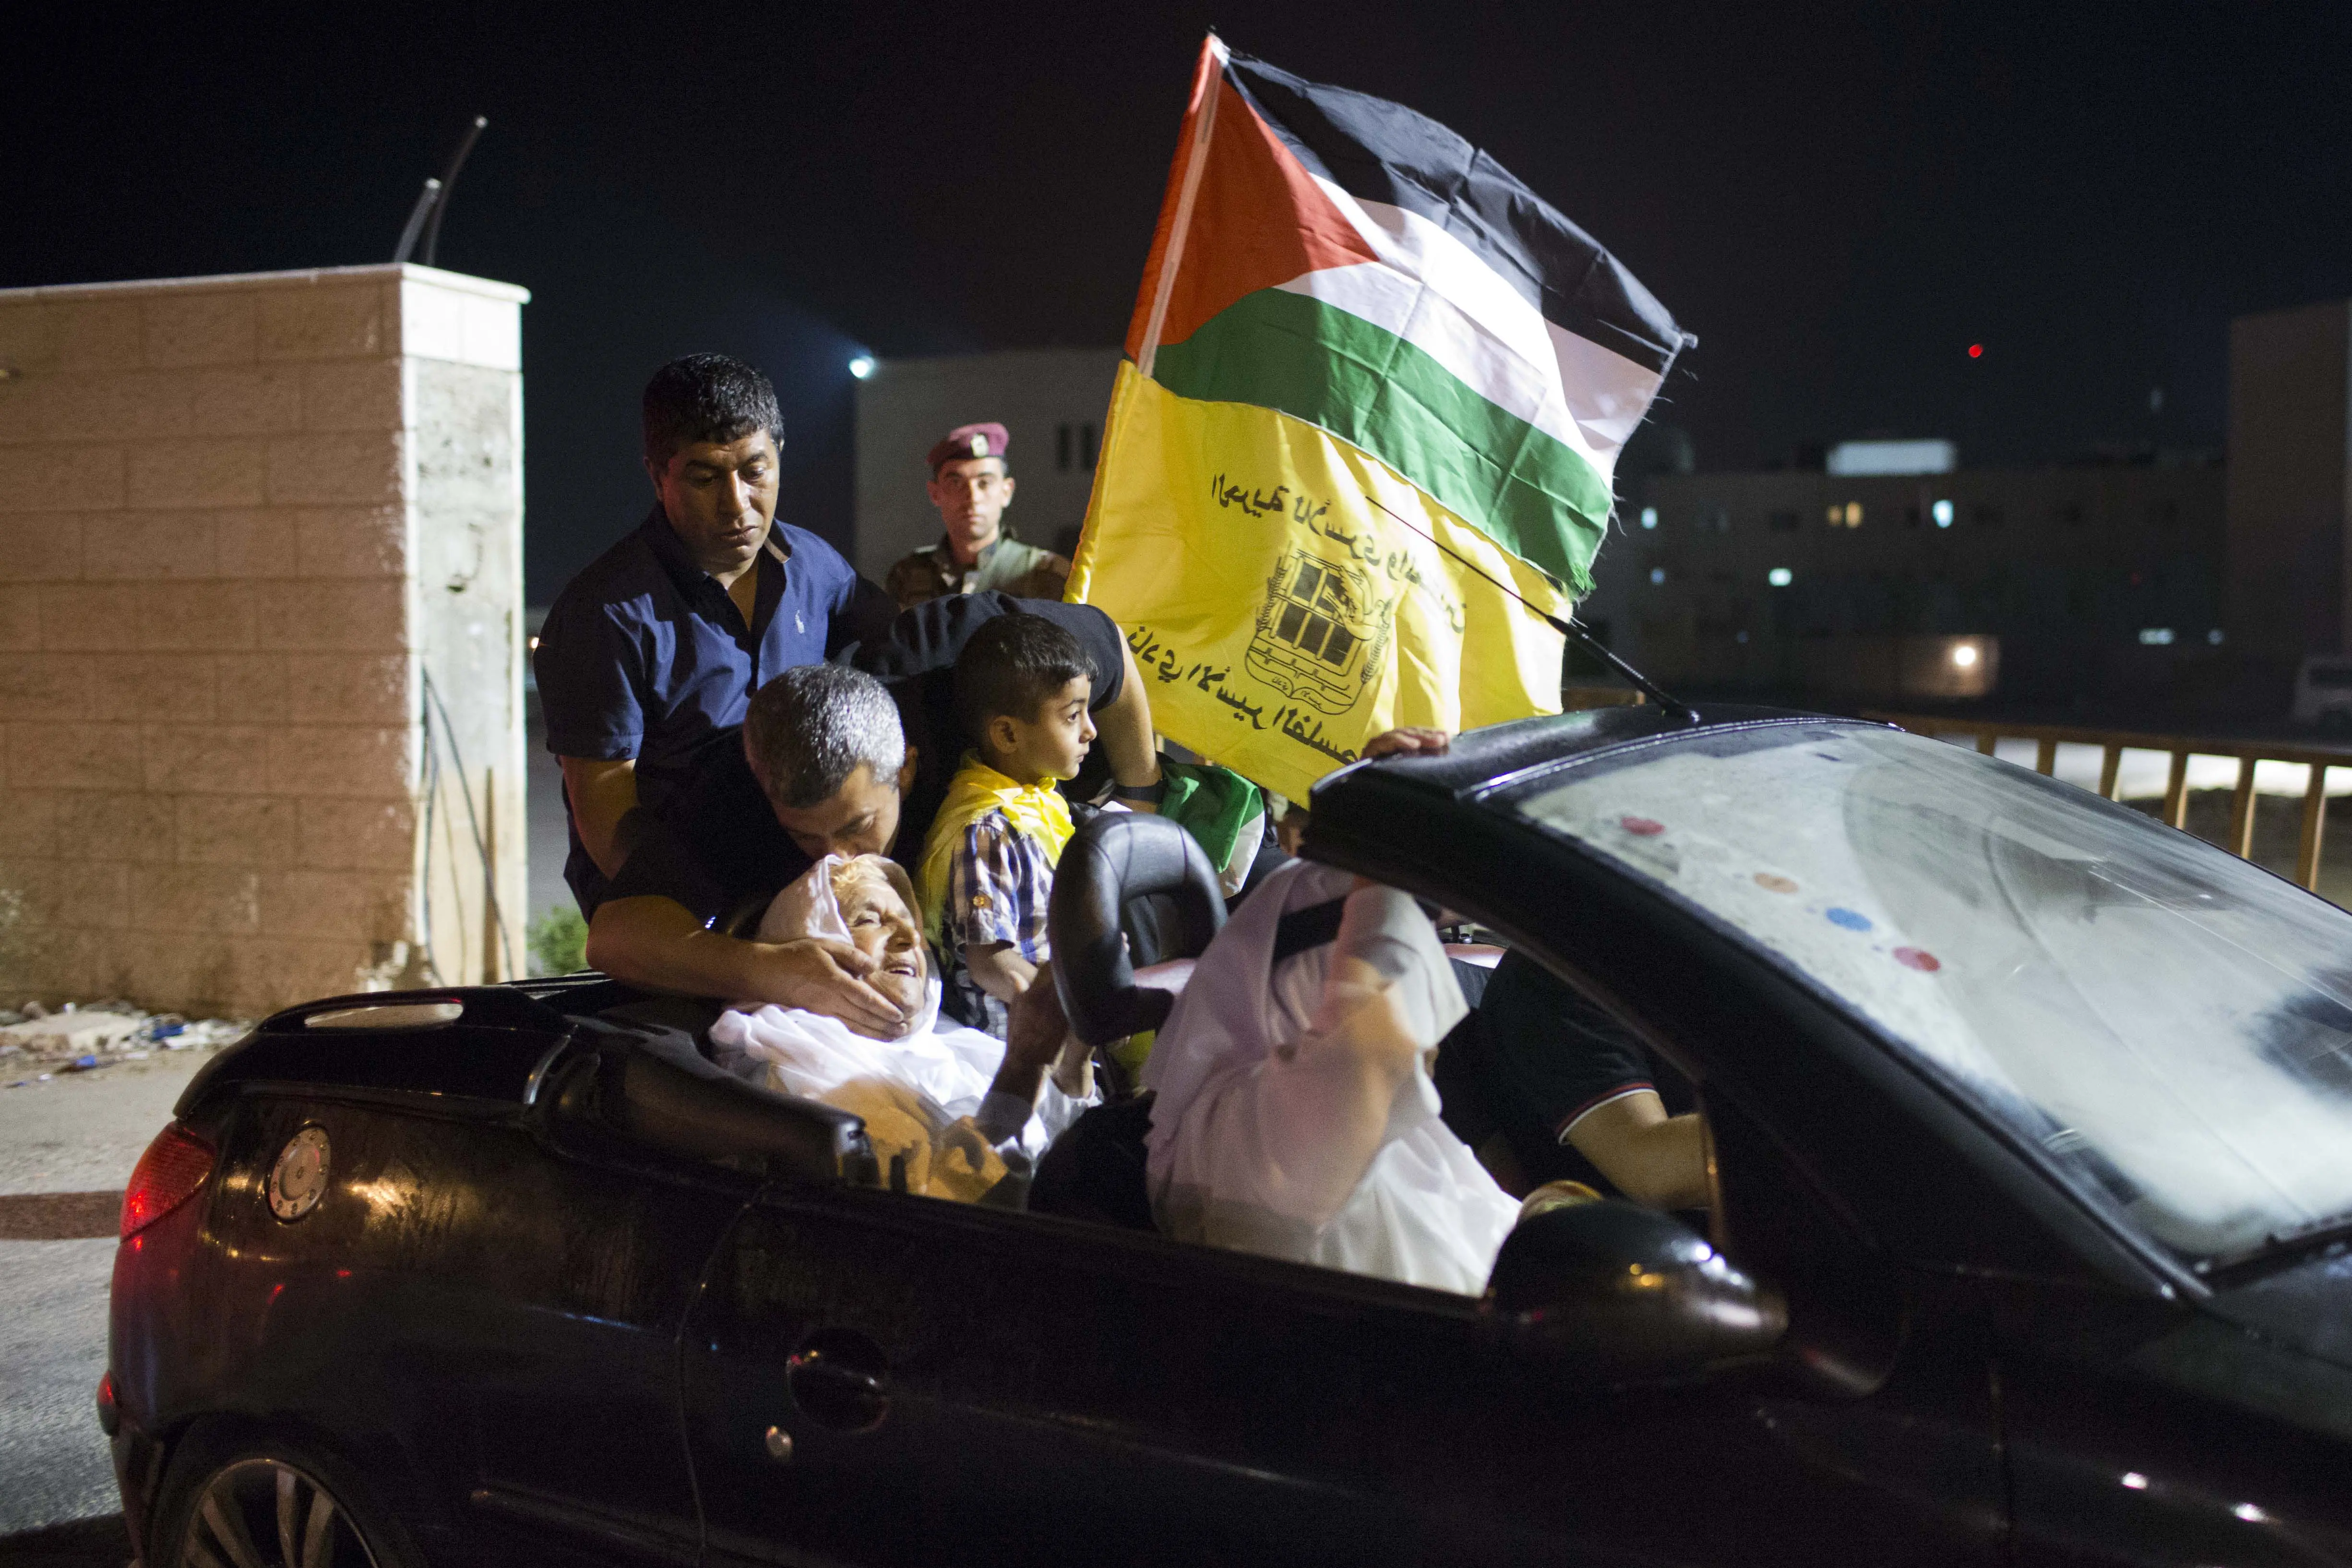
top-left (1968, 344), bottom-right (1984, 359)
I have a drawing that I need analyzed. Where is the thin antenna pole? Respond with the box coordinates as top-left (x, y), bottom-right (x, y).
top-left (420, 115), bottom-right (488, 269)
top-left (1135, 37), bottom-right (1227, 380)
top-left (1361, 492), bottom-right (1699, 722)
top-left (392, 178), bottom-right (441, 264)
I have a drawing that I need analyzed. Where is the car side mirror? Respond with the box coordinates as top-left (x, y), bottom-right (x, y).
top-left (1485, 1199), bottom-right (1786, 1384)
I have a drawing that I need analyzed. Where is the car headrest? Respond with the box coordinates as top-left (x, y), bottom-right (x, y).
top-left (1050, 813), bottom-right (1226, 1047)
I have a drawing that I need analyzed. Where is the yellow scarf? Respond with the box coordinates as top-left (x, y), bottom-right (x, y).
top-left (916, 754), bottom-right (1076, 943)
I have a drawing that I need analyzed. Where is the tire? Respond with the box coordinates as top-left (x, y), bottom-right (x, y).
top-left (149, 1425), bottom-right (428, 1568)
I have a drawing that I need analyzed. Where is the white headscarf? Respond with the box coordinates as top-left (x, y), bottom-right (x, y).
top-left (710, 855), bottom-right (1090, 1200)
top-left (753, 853), bottom-right (941, 1038)
top-left (1142, 859), bottom-right (1520, 1294)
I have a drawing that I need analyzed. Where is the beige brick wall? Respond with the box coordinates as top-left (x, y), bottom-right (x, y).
top-left (0, 264), bottom-right (527, 1017)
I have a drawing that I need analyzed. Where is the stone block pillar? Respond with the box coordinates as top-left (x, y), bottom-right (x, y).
top-left (0, 263), bottom-right (527, 1017)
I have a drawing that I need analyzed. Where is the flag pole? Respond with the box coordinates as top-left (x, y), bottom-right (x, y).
top-left (1361, 492), bottom-right (1698, 722)
top-left (1135, 35), bottom-right (1229, 381)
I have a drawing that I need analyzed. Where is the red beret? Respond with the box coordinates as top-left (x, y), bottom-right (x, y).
top-left (928, 422), bottom-right (1009, 471)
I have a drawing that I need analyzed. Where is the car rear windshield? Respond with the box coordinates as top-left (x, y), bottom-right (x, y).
top-left (1510, 720), bottom-right (2352, 1268)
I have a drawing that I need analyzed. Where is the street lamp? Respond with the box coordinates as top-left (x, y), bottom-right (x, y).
top-left (848, 355), bottom-right (876, 380)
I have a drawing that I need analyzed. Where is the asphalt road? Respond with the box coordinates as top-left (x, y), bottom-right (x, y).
top-left (0, 1053), bottom-right (205, 1559)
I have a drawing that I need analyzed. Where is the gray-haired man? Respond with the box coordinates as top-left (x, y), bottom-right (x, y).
top-left (587, 593), bottom-right (1159, 1033)
top-left (589, 664), bottom-right (921, 1034)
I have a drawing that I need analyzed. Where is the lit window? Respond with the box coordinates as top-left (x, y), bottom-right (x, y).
top-left (1649, 567), bottom-right (1667, 586)
top-left (1767, 567), bottom-right (1793, 587)
top-left (1639, 506), bottom-right (1658, 529)
top-left (1932, 499), bottom-right (1954, 527)
top-left (2138, 628), bottom-right (2176, 646)
top-left (1825, 505), bottom-right (1841, 526)
top-left (2208, 629), bottom-right (2225, 646)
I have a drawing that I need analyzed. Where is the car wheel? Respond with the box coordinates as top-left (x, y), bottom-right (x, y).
top-left (153, 1433), bottom-right (424, 1568)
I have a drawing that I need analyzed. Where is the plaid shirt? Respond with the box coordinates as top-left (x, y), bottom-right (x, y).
top-left (942, 809), bottom-right (1057, 1035)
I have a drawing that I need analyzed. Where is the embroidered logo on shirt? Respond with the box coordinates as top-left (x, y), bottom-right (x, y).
top-left (970, 892), bottom-right (994, 910)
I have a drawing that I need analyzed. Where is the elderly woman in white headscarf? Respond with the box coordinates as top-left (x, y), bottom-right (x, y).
top-left (1142, 858), bottom-right (1524, 1294)
top-left (710, 854), bottom-right (1095, 1202)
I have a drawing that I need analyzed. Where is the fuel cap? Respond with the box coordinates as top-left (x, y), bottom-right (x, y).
top-left (268, 1125), bottom-right (332, 1222)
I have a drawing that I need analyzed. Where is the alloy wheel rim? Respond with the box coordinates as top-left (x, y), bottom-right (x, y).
top-left (179, 1457), bottom-right (382, 1568)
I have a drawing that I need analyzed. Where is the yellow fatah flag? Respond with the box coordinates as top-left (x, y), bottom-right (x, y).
top-left (1070, 364), bottom-right (1570, 804)
top-left (1066, 38), bottom-right (1687, 802)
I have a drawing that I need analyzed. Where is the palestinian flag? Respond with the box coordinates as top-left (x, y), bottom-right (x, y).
top-left (1069, 36), bottom-right (1688, 802)
top-left (1127, 37), bottom-right (1689, 592)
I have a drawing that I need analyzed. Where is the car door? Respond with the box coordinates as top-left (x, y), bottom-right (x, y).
top-left (684, 1183), bottom-right (1434, 1568)
top-left (682, 1145), bottom-right (2006, 1568)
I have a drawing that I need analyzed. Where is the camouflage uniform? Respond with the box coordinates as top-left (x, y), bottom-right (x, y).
top-left (884, 530), bottom-right (1072, 610)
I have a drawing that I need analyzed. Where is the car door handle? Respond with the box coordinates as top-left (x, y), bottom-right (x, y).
top-left (787, 1331), bottom-right (891, 1433)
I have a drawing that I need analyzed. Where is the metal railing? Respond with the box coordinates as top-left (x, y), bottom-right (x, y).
top-left (1866, 712), bottom-right (2352, 891)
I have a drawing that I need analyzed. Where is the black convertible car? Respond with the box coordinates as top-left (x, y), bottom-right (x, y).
top-left (106, 706), bottom-right (2352, 1567)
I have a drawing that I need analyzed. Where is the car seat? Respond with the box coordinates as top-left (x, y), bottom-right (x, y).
top-left (1030, 814), bottom-right (1228, 1230)
top-left (1048, 813), bottom-right (1227, 1053)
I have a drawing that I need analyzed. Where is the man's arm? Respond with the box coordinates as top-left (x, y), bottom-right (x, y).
top-left (980, 964), bottom-right (1094, 1133)
top-left (585, 894), bottom-right (908, 1037)
top-left (1562, 1093), bottom-right (1710, 1210)
top-left (963, 940), bottom-right (1038, 1005)
top-left (559, 756), bottom-right (643, 879)
top-left (1097, 637), bottom-right (1162, 809)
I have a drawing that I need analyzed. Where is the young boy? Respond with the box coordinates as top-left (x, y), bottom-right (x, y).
top-left (916, 612), bottom-right (1097, 1035)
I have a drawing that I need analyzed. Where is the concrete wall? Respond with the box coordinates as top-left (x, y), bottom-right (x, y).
top-left (0, 263), bottom-right (527, 1017)
top-left (852, 348), bottom-right (1121, 580)
top-left (2225, 301), bottom-right (2352, 665)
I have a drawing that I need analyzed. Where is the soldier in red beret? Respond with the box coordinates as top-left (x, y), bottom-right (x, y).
top-left (883, 422), bottom-right (1072, 610)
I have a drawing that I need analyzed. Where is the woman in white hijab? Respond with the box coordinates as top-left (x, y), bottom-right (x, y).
top-left (1142, 859), bottom-right (1524, 1295)
top-left (710, 854), bottom-right (1095, 1202)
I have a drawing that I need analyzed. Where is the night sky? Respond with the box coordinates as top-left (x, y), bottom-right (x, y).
top-left (7, 2), bottom-right (2349, 600)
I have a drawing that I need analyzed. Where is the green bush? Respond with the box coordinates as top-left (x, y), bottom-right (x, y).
top-left (525, 905), bottom-right (589, 977)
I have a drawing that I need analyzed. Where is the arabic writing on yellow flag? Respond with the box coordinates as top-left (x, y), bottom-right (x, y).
top-left (1068, 362), bottom-right (1568, 804)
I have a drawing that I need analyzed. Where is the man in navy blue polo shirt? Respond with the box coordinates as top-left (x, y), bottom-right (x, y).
top-left (535, 354), bottom-right (896, 916)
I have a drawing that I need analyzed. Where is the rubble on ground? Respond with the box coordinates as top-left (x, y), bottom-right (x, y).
top-left (0, 1001), bottom-right (250, 1088)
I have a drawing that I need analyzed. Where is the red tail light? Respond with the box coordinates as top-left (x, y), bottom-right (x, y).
top-left (122, 1124), bottom-right (215, 1239)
